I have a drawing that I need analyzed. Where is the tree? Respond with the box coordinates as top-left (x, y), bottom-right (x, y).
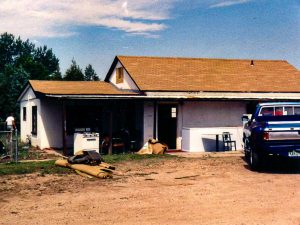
top-left (64, 59), bottom-right (84, 81)
top-left (84, 64), bottom-right (99, 81)
top-left (0, 32), bottom-right (62, 121)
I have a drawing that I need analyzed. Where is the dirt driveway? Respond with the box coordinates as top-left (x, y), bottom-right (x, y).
top-left (1, 153), bottom-right (300, 225)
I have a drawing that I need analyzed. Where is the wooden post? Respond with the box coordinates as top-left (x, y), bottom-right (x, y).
top-left (153, 101), bottom-right (157, 139)
top-left (62, 100), bottom-right (67, 156)
top-left (108, 110), bottom-right (113, 155)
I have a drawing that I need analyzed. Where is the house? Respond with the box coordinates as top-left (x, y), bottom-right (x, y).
top-left (18, 56), bottom-right (300, 154)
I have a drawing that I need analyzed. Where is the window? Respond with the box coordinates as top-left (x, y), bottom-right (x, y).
top-left (32, 106), bottom-right (37, 135)
top-left (116, 67), bottom-right (124, 84)
top-left (294, 107), bottom-right (300, 115)
top-left (275, 107), bottom-right (283, 116)
top-left (259, 107), bottom-right (274, 116)
top-left (171, 107), bottom-right (177, 118)
top-left (259, 105), bottom-right (300, 117)
top-left (23, 107), bottom-right (27, 121)
top-left (284, 106), bottom-right (293, 115)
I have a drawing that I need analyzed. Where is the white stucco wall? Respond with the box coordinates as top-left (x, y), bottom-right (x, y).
top-left (109, 62), bottom-right (139, 91)
top-left (20, 87), bottom-right (41, 147)
top-left (40, 100), bottom-right (63, 149)
top-left (20, 87), bottom-right (63, 149)
top-left (142, 100), bottom-right (246, 152)
top-left (178, 101), bottom-right (246, 151)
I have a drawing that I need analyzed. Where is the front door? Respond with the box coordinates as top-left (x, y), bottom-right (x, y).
top-left (157, 104), bottom-right (177, 149)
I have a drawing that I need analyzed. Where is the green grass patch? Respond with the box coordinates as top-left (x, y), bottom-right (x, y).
top-left (0, 153), bottom-right (177, 176)
top-left (0, 160), bottom-right (71, 176)
top-left (102, 153), bottom-right (176, 163)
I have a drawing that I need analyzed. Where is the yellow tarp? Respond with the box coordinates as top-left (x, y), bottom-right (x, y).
top-left (55, 159), bottom-right (114, 179)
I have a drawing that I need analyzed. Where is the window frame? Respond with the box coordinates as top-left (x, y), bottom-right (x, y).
top-left (116, 67), bottom-right (124, 84)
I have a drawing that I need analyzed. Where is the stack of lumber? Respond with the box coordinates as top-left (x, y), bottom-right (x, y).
top-left (55, 159), bottom-right (115, 179)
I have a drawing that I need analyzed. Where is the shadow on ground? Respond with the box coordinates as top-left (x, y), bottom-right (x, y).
top-left (242, 156), bottom-right (300, 174)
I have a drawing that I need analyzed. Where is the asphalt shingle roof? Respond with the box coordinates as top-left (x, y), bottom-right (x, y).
top-left (29, 80), bottom-right (136, 95)
top-left (117, 56), bottom-right (300, 92)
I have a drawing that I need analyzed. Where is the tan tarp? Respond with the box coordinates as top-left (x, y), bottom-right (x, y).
top-left (55, 159), bottom-right (114, 179)
top-left (137, 139), bottom-right (168, 155)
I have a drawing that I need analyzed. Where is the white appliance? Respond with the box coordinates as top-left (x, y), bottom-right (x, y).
top-left (73, 132), bottom-right (99, 154)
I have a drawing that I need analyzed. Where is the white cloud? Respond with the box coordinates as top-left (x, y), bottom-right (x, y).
top-left (209, 0), bottom-right (252, 8)
top-left (0, 0), bottom-right (175, 38)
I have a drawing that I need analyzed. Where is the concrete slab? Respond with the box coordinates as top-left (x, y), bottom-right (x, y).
top-left (167, 150), bottom-right (244, 158)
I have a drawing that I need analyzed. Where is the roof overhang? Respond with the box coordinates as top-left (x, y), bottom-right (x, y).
top-left (43, 91), bottom-right (300, 100)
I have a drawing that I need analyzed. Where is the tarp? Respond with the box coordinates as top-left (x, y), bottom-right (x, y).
top-left (55, 159), bottom-right (114, 179)
top-left (137, 139), bottom-right (168, 155)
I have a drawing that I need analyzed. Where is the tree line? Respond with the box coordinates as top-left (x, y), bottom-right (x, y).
top-left (0, 32), bottom-right (100, 123)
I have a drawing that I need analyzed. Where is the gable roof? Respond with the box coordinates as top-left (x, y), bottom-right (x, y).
top-left (107, 56), bottom-right (300, 93)
top-left (29, 80), bottom-right (136, 95)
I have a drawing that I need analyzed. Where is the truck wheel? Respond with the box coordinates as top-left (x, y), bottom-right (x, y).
top-left (249, 148), bottom-right (261, 171)
top-left (244, 149), bottom-right (250, 161)
top-left (243, 138), bottom-right (250, 161)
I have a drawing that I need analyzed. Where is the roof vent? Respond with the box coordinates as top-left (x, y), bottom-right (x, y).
top-left (250, 60), bottom-right (254, 66)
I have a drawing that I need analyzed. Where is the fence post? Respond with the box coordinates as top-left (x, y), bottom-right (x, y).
top-left (14, 129), bottom-right (18, 162)
top-left (9, 130), bottom-right (13, 160)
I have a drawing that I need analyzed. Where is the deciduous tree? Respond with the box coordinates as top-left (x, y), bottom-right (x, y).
top-left (0, 32), bottom-right (61, 122)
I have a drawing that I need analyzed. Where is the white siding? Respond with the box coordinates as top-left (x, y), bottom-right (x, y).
top-left (109, 61), bottom-right (139, 91)
top-left (20, 88), bottom-right (40, 146)
top-left (177, 101), bottom-right (246, 151)
top-left (40, 100), bottom-right (62, 149)
top-left (20, 87), bottom-right (63, 149)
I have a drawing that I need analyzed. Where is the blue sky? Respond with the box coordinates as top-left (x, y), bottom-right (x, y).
top-left (1, 0), bottom-right (299, 79)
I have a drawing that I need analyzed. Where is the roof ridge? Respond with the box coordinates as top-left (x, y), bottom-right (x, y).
top-left (117, 55), bottom-right (287, 62)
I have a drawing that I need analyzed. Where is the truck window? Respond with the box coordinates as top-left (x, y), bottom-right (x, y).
top-left (259, 107), bottom-right (274, 116)
top-left (275, 107), bottom-right (284, 116)
top-left (294, 106), bottom-right (300, 115)
top-left (284, 106), bottom-right (293, 115)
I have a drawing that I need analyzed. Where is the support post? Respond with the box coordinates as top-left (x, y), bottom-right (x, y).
top-left (153, 101), bottom-right (157, 139)
top-left (62, 100), bottom-right (67, 156)
top-left (108, 110), bottom-right (113, 155)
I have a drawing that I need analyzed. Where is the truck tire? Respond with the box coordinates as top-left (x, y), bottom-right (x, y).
top-left (243, 138), bottom-right (250, 161)
top-left (245, 149), bottom-right (250, 161)
top-left (249, 148), bottom-right (262, 171)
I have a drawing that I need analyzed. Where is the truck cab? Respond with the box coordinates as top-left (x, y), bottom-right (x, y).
top-left (243, 102), bottom-right (300, 170)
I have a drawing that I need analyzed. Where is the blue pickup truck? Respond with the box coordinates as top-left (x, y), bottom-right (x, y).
top-left (243, 102), bottom-right (300, 170)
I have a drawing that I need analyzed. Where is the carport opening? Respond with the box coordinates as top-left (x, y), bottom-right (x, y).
top-left (64, 100), bottom-right (143, 155)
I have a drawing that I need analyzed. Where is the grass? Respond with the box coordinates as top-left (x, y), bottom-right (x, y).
top-left (0, 153), bottom-right (177, 176)
top-left (102, 153), bottom-right (176, 163)
top-left (0, 160), bottom-right (71, 176)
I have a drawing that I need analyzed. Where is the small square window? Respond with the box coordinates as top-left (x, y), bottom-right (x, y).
top-left (171, 107), bottom-right (177, 118)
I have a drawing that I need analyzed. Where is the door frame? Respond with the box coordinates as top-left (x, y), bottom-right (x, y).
top-left (156, 102), bottom-right (178, 149)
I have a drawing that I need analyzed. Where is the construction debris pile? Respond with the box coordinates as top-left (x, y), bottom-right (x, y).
top-left (137, 139), bottom-right (168, 155)
top-left (55, 150), bottom-right (115, 179)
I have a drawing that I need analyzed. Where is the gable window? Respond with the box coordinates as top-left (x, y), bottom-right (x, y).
top-left (23, 107), bottom-right (27, 121)
top-left (116, 67), bottom-right (124, 84)
top-left (32, 106), bottom-right (37, 135)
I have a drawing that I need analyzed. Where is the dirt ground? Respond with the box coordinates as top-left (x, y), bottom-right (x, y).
top-left (1, 152), bottom-right (300, 225)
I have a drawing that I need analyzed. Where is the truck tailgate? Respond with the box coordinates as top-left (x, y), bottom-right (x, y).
top-left (265, 121), bottom-right (300, 141)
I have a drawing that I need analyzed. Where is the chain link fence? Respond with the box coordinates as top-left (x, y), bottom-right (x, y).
top-left (0, 129), bottom-right (19, 162)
